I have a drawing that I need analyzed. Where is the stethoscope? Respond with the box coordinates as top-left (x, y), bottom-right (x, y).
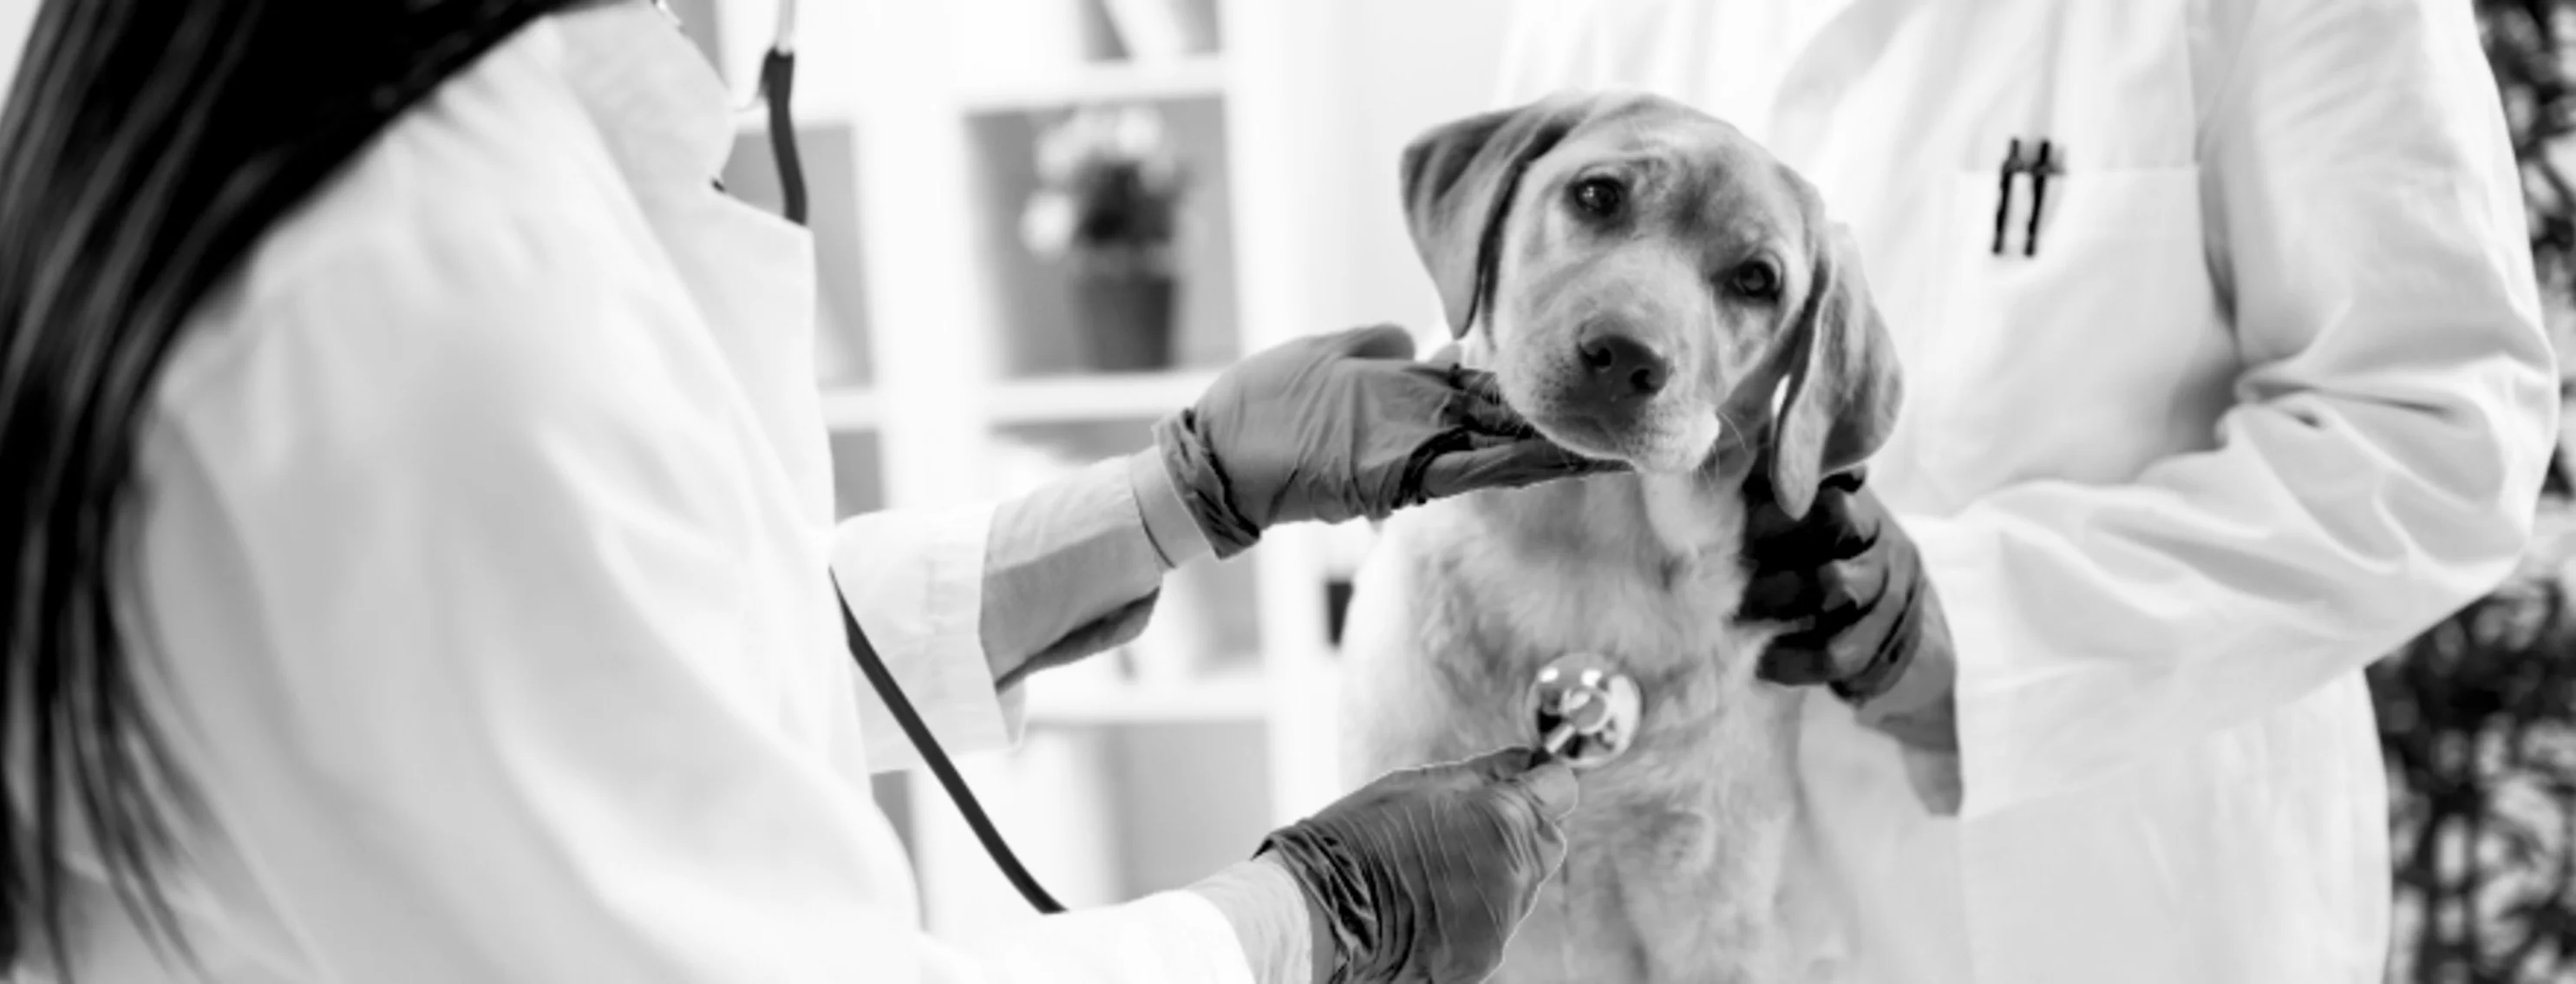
top-left (706, 0), bottom-right (1062, 915)
top-left (751, 0), bottom-right (807, 225)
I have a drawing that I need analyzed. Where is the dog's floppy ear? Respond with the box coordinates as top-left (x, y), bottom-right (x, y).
top-left (1399, 94), bottom-right (1604, 338)
top-left (1768, 224), bottom-right (1901, 518)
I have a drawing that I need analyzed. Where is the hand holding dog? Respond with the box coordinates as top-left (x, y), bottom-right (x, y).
top-left (1155, 325), bottom-right (1623, 559)
top-left (1740, 471), bottom-right (1964, 814)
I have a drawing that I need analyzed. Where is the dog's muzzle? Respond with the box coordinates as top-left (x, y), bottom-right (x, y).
top-left (1527, 653), bottom-right (1641, 770)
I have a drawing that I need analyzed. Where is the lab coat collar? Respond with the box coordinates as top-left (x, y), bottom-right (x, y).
top-left (548, 1), bottom-right (736, 192)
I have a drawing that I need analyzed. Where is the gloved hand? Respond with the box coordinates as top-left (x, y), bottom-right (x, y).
top-left (1258, 748), bottom-right (1578, 984)
top-left (1155, 325), bottom-right (1621, 559)
top-left (1739, 470), bottom-right (1958, 753)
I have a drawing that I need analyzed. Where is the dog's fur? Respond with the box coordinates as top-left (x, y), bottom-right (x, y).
top-left (1337, 92), bottom-right (1902, 983)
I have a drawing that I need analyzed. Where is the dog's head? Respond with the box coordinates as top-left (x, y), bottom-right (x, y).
top-left (1401, 91), bottom-right (1899, 517)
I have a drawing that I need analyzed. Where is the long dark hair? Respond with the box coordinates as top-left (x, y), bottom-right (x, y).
top-left (0, 0), bottom-right (577, 974)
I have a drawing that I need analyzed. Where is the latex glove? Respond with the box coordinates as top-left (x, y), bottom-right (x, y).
top-left (1154, 325), bottom-right (1620, 558)
top-left (1739, 470), bottom-right (1962, 811)
top-left (1258, 748), bottom-right (1578, 984)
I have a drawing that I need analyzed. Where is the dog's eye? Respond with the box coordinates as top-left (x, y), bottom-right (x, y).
top-left (1569, 177), bottom-right (1625, 219)
top-left (1728, 261), bottom-right (1782, 299)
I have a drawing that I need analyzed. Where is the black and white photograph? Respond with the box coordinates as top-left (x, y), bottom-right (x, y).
top-left (3, 1), bottom-right (2573, 981)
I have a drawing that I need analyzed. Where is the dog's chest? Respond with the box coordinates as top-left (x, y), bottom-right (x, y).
top-left (1422, 552), bottom-right (1806, 983)
top-left (1406, 478), bottom-right (1782, 754)
top-left (1357, 482), bottom-right (1812, 983)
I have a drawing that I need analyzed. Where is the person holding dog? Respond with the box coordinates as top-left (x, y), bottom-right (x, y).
top-left (1492, 0), bottom-right (2560, 981)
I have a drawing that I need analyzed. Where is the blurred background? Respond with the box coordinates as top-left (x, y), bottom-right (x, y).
top-left (3, 0), bottom-right (2572, 979)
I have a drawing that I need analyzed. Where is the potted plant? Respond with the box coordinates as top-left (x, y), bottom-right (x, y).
top-left (1020, 105), bottom-right (1190, 372)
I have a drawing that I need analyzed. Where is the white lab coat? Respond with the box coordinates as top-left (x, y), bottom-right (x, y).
top-left (1494, 0), bottom-right (2560, 981)
top-left (25, 6), bottom-right (1272, 982)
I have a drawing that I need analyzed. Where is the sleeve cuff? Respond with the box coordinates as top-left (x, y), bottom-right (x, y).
top-left (970, 883), bottom-right (1263, 984)
top-left (1125, 889), bottom-right (1267, 984)
top-left (1184, 859), bottom-right (1318, 984)
top-left (833, 506), bottom-right (1027, 774)
top-left (1130, 449), bottom-right (1215, 569)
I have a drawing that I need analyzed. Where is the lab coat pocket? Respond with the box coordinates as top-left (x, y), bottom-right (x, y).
top-left (1921, 165), bottom-right (2229, 491)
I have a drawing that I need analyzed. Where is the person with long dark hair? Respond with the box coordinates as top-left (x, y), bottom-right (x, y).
top-left (0, 2), bottom-right (1618, 981)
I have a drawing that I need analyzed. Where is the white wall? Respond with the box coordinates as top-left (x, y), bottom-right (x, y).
top-left (1304, 1), bottom-right (1514, 341)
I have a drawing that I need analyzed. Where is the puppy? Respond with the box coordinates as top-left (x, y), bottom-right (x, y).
top-left (1336, 92), bottom-right (1901, 983)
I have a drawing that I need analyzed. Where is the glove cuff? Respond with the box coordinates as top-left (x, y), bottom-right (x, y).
top-left (1853, 585), bottom-right (1960, 753)
top-left (1153, 410), bottom-right (1262, 560)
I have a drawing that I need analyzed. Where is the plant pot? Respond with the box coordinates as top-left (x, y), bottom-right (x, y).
top-left (1070, 270), bottom-right (1179, 372)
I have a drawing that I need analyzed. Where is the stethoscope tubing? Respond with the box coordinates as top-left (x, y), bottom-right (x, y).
top-left (778, 0), bottom-right (1061, 915)
top-left (760, 0), bottom-right (807, 224)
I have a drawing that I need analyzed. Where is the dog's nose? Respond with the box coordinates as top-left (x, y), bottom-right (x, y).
top-left (1577, 332), bottom-right (1670, 400)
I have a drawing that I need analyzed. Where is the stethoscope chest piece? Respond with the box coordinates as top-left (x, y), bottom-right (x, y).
top-left (1527, 653), bottom-right (1642, 770)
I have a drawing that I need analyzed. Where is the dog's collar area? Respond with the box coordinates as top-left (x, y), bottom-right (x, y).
top-left (1527, 653), bottom-right (1643, 770)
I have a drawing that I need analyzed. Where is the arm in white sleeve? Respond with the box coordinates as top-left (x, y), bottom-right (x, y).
top-left (832, 444), bottom-right (1213, 774)
top-left (1902, 0), bottom-right (2560, 816)
top-left (165, 219), bottom-right (1292, 982)
top-left (826, 456), bottom-right (1304, 979)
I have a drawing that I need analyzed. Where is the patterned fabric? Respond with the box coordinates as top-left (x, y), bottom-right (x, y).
top-left (2374, 495), bottom-right (2576, 983)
